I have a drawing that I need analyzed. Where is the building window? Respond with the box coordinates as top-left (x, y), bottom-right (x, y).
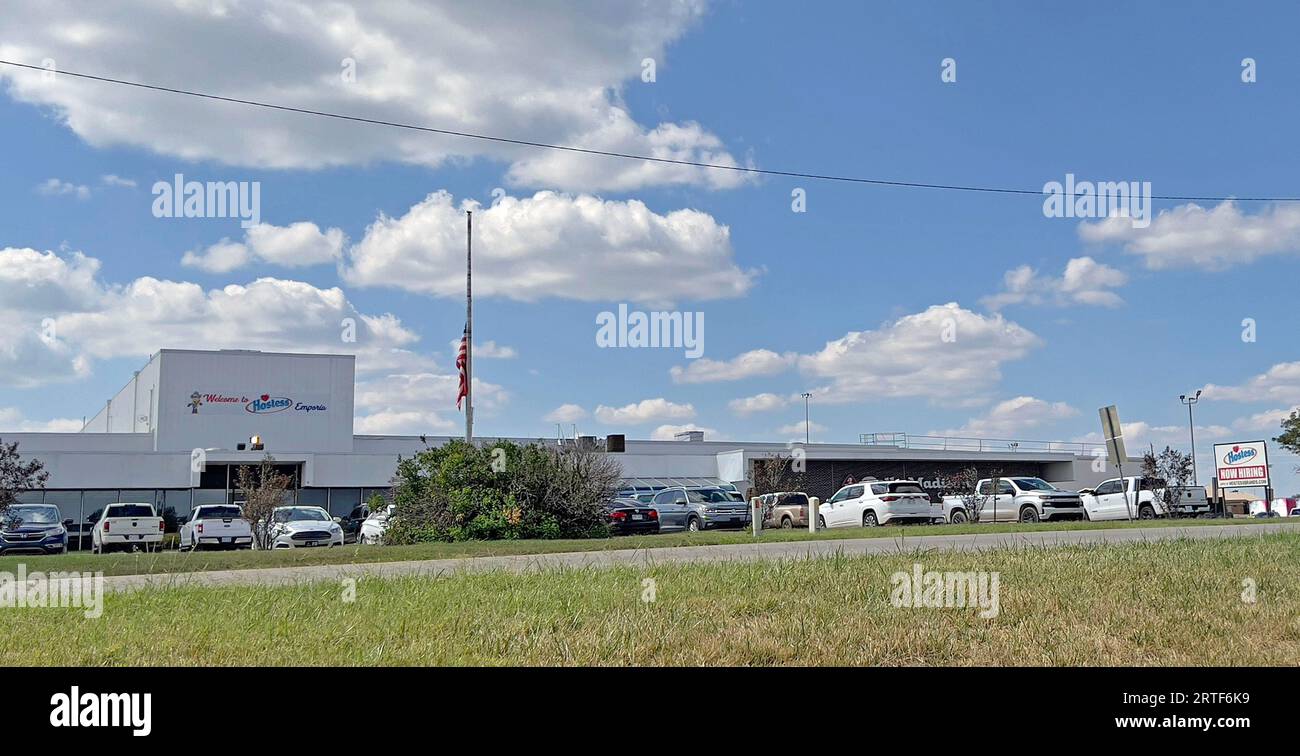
top-left (297, 489), bottom-right (328, 509)
top-left (328, 488), bottom-right (361, 518)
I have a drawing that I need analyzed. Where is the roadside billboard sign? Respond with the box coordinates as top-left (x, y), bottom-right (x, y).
top-left (1213, 440), bottom-right (1270, 488)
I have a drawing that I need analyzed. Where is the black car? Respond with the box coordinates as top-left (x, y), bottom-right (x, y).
top-left (603, 497), bottom-right (660, 535)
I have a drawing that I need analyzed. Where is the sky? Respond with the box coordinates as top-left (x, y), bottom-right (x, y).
top-left (1, 0), bottom-right (1298, 495)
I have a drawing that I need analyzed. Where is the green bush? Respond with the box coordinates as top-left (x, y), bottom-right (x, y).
top-left (384, 439), bottom-right (618, 544)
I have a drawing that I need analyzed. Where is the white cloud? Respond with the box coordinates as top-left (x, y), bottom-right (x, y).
top-left (728, 392), bottom-right (789, 416)
top-left (670, 349), bottom-right (795, 384)
top-left (1075, 421), bottom-right (1232, 448)
top-left (100, 174), bottom-right (136, 188)
top-left (775, 420), bottom-right (826, 439)
top-left (353, 410), bottom-right (456, 436)
top-left (345, 190), bottom-right (754, 305)
top-left (796, 303), bottom-right (1041, 405)
top-left (544, 404), bottom-right (588, 423)
top-left (1201, 361), bottom-right (1300, 404)
top-left (450, 338), bottom-right (516, 359)
top-left (182, 222), bottom-right (346, 273)
top-left (0, 407), bottom-right (84, 433)
top-left (931, 396), bottom-right (1079, 438)
top-left (0, 1), bottom-right (748, 191)
top-left (353, 372), bottom-right (507, 434)
top-left (35, 178), bottom-right (89, 200)
top-left (650, 423), bottom-right (720, 441)
top-left (1232, 406), bottom-right (1299, 433)
top-left (982, 256), bottom-right (1128, 311)
top-left (0, 245), bottom-right (429, 385)
top-left (1079, 201), bottom-right (1300, 270)
top-left (594, 398), bottom-right (695, 425)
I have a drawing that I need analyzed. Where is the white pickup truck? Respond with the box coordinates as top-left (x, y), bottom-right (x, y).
top-left (91, 502), bottom-right (164, 554)
top-left (941, 477), bottom-right (1086, 523)
top-left (178, 504), bottom-right (253, 551)
top-left (1079, 476), bottom-right (1209, 520)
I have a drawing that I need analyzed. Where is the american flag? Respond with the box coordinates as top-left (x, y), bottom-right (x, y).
top-left (455, 322), bottom-right (468, 410)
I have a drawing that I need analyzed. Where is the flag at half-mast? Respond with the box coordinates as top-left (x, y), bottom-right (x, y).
top-left (456, 322), bottom-right (469, 410)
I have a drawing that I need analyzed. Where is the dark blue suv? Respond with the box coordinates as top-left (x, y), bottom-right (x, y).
top-left (0, 504), bottom-right (70, 555)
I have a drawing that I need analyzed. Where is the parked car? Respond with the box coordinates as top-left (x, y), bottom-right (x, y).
top-left (760, 491), bottom-right (810, 529)
top-left (603, 497), bottom-right (660, 535)
top-left (1078, 477), bottom-right (1159, 520)
top-left (649, 486), bottom-right (751, 532)
top-left (337, 504), bottom-right (371, 544)
top-left (0, 504), bottom-right (71, 555)
top-left (178, 504), bottom-right (252, 551)
top-left (942, 477), bottom-right (1084, 523)
top-left (820, 480), bottom-right (931, 528)
top-left (262, 506), bottom-right (344, 549)
top-left (358, 504), bottom-right (396, 544)
top-left (91, 502), bottom-right (164, 554)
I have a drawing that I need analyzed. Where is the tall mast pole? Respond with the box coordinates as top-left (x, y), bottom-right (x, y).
top-left (466, 210), bottom-right (473, 443)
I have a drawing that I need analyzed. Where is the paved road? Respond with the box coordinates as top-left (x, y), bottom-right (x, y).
top-left (92, 521), bottom-right (1300, 593)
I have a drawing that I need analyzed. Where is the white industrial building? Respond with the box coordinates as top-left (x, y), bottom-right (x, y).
top-left (3, 349), bottom-right (1118, 545)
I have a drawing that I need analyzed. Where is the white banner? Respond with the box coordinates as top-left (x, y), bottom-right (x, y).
top-left (184, 391), bottom-right (330, 417)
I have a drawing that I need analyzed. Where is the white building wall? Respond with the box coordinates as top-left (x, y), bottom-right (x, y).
top-left (154, 350), bottom-right (355, 453)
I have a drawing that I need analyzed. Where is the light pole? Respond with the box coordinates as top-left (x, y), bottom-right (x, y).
top-left (800, 392), bottom-right (813, 444)
top-left (1179, 390), bottom-right (1202, 485)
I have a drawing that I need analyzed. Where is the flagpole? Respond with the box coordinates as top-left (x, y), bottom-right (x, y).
top-left (465, 210), bottom-right (473, 443)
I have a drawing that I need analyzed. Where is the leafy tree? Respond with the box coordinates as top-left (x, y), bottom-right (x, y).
top-left (385, 439), bottom-right (615, 544)
top-left (1140, 446), bottom-right (1194, 514)
top-left (1274, 410), bottom-right (1300, 465)
top-left (0, 439), bottom-right (48, 517)
top-left (235, 455), bottom-right (293, 549)
top-left (944, 466), bottom-right (1000, 523)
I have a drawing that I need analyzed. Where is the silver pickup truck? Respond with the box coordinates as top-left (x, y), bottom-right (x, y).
top-left (942, 477), bottom-right (1085, 523)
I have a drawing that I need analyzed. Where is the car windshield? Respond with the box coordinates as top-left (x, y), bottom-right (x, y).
top-left (1012, 478), bottom-right (1058, 491)
top-left (106, 504), bottom-right (154, 518)
top-left (274, 508), bottom-right (329, 523)
top-left (197, 506), bottom-right (243, 519)
top-left (691, 489), bottom-right (735, 503)
top-left (4, 505), bottom-right (60, 526)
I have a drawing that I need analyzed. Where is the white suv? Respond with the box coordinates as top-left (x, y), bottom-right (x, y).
top-left (819, 479), bottom-right (932, 528)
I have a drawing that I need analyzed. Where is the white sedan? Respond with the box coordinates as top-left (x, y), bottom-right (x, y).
top-left (264, 506), bottom-right (344, 549)
top-left (358, 504), bottom-right (396, 545)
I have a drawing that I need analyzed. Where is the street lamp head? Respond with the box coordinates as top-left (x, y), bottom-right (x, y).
top-left (1179, 394), bottom-right (1186, 401)
top-left (1195, 389), bottom-right (1202, 399)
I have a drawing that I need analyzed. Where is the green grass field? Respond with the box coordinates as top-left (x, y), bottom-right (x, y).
top-left (0, 517), bottom-right (1282, 578)
top-left (2, 531), bottom-right (1296, 666)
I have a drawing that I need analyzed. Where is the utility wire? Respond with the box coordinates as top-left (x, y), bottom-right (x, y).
top-left (2, 58), bottom-right (1297, 203)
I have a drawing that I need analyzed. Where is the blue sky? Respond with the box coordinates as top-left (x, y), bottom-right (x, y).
top-left (1, 1), bottom-right (1298, 494)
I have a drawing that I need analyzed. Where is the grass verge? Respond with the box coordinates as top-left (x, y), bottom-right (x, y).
top-left (0, 516), bottom-right (1285, 578)
top-left (1, 532), bottom-right (1296, 665)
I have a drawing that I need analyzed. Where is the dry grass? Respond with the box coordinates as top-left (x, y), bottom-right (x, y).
top-left (2, 531), bottom-right (1297, 666)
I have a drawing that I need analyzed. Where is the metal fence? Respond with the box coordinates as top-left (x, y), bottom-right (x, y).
top-left (859, 432), bottom-right (1103, 456)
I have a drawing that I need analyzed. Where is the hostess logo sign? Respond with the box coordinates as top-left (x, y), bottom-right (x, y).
top-left (187, 391), bottom-right (329, 416)
top-left (246, 394), bottom-right (292, 414)
top-left (1213, 441), bottom-right (1270, 488)
top-left (1222, 446), bottom-right (1257, 465)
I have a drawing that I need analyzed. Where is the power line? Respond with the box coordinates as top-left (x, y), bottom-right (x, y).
top-left (3, 58), bottom-right (1297, 203)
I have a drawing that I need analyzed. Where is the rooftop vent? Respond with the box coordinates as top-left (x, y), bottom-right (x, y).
top-left (674, 430), bottom-right (705, 442)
